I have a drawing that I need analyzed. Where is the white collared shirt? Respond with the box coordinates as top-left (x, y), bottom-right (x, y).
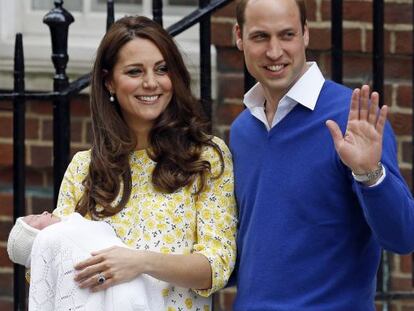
top-left (242, 61), bottom-right (385, 186)
top-left (244, 62), bottom-right (325, 131)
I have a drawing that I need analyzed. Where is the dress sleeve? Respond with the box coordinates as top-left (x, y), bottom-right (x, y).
top-left (54, 151), bottom-right (90, 217)
top-left (192, 137), bottom-right (238, 297)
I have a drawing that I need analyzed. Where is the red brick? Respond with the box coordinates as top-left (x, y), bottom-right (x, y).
top-left (400, 254), bottom-right (413, 274)
top-left (0, 247), bottom-right (12, 268)
top-left (0, 298), bottom-right (13, 311)
top-left (44, 167), bottom-right (54, 187)
top-left (384, 56), bottom-right (412, 80)
top-left (391, 276), bottom-right (413, 291)
top-left (29, 145), bottom-right (52, 168)
top-left (71, 119), bottom-right (83, 143)
top-left (85, 121), bottom-right (93, 144)
top-left (212, 21), bottom-right (234, 47)
top-left (32, 196), bottom-right (54, 215)
top-left (216, 102), bottom-right (244, 125)
top-left (223, 129), bottom-right (230, 146)
top-left (382, 84), bottom-right (393, 108)
top-left (26, 168), bottom-right (45, 187)
top-left (400, 168), bottom-right (412, 190)
top-left (216, 47), bottom-right (244, 73)
top-left (402, 141), bottom-right (412, 165)
top-left (0, 220), bottom-right (12, 242)
top-left (397, 85), bottom-right (412, 109)
top-left (0, 167), bottom-right (13, 186)
top-left (0, 193), bottom-right (13, 217)
top-left (344, 1), bottom-right (372, 22)
top-left (0, 100), bottom-right (12, 111)
top-left (304, 0), bottom-right (317, 22)
top-left (221, 288), bottom-right (236, 311)
top-left (28, 100), bottom-right (52, 115)
top-left (385, 3), bottom-right (412, 25)
top-left (213, 1), bottom-right (237, 19)
top-left (388, 112), bottom-right (412, 136)
top-left (26, 118), bottom-right (39, 140)
top-left (71, 95), bottom-right (90, 117)
top-left (321, 1), bottom-right (372, 22)
top-left (343, 28), bottom-right (362, 52)
top-left (306, 50), bottom-right (330, 74)
top-left (342, 54), bottom-right (372, 79)
top-left (395, 31), bottom-right (413, 55)
top-left (308, 28), bottom-right (330, 50)
top-left (41, 119), bottom-right (53, 141)
top-left (0, 143), bottom-right (13, 166)
top-left (0, 272), bottom-right (12, 296)
top-left (365, 30), bottom-right (392, 54)
top-left (217, 73), bottom-right (244, 100)
top-left (0, 115), bottom-right (12, 139)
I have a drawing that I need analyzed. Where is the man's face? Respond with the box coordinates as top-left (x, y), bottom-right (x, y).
top-left (235, 0), bottom-right (309, 99)
top-left (23, 211), bottom-right (60, 230)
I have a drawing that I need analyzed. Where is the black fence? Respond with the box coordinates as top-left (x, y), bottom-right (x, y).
top-left (0, 0), bottom-right (413, 310)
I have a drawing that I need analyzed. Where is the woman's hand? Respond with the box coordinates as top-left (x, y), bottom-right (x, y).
top-left (74, 246), bottom-right (146, 292)
top-left (74, 246), bottom-right (212, 292)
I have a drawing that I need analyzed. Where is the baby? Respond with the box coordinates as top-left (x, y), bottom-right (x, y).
top-left (7, 212), bottom-right (165, 311)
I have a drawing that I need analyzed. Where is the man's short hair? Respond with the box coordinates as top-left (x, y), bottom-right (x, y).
top-left (236, 0), bottom-right (307, 34)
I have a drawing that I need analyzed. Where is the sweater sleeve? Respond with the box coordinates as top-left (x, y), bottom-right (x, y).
top-left (191, 137), bottom-right (238, 297)
top-left (353, 122), bottom-right (414, 254)
top-left (54, 151), bottom-right (90, 217)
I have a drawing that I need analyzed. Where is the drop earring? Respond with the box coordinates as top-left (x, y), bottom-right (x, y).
top-left (109, 93), bottom-right (115, 102)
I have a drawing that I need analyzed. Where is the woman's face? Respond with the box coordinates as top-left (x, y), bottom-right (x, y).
top-left (106, 37), bottom-right (173, 135)
top-left (23, 211), bottom-right (60, 230)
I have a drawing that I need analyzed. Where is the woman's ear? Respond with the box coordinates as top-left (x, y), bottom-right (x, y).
top-left (103, 69), bottom-right (113, 93)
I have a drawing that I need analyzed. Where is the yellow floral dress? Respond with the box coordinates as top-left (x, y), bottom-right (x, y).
top-left (54, 136), bottom-right (237, 311)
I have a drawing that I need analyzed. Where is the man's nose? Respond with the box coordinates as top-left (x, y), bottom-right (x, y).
top-left (266, 37), bottom-right (283, 60)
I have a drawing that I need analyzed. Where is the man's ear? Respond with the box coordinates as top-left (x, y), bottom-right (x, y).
top-left (234, 24), bottom-right (243, 51)
top-left (303, 23), bottom-right (309, 48)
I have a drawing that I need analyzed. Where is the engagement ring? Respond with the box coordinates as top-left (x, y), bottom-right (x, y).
top-left (97, 273), bottom-right (106, 285)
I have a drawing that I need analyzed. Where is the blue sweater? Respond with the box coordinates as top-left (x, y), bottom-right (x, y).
top-left (230, 81), bottom-right (414, 311)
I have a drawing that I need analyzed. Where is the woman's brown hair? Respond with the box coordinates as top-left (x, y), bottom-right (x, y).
top-left (76, 15), bottom-right (224, 218)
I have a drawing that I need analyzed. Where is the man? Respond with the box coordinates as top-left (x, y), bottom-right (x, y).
top-left (230, 0), bottom-right (414, 310)
top-left (7, 211), bottom-right (164, 311)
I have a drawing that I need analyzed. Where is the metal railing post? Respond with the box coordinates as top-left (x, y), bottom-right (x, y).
top-left (43, 1), bottom-right (74, 206)
top-left (199, 0), bottom-right (212, 125)
top-left (331, 0), bottom-right (343, 84)
top-left (12, 33), bottom-right (27, 311)
top-left (153, 0), bottom-right (163, 27)
top-left (106, 0), bottom-right (115, 31)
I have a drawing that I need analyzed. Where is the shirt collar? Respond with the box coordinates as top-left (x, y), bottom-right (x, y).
top-left (243, 62), bottom-right (325, 111)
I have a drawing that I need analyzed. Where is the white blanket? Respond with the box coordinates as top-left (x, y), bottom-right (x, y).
top-left (29, 213), bottom-right (165, 311)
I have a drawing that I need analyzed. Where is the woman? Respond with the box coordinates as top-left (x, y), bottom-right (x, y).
top-left (54, 15), bottom-right (237, 310)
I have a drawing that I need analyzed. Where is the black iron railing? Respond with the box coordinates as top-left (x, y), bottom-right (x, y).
top-left (1, 0), bottom-right (413, 310)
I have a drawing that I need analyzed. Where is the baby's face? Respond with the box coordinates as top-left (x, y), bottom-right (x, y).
top-left (23, 211), bottom-right (60, 230)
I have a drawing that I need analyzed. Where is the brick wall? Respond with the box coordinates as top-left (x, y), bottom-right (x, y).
top-left (0, 0), bottom-right (413, 310)
top-left (211, 1), bottom-right (413, 310)
top-left (0, 96), bottom-right (92, 309)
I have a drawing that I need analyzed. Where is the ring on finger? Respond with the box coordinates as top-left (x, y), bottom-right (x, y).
top-left (97, 273), bottom-right (106, 285)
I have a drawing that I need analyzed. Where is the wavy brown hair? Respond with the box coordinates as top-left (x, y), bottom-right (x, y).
top-left (76, 15), bottom-right (224, 219)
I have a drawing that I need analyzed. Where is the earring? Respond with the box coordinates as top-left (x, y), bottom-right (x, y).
top-left (109, 93), bottom-right (115, 102)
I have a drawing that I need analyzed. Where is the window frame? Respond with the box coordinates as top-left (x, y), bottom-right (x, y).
top-left (0, 0), bottom-right (208, 93)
